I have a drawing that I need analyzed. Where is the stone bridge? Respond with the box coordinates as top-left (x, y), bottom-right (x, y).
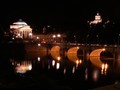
top-left (49, 43), bottom-right (117, 57)
top-left (18, 42), bottom-right (120, 69)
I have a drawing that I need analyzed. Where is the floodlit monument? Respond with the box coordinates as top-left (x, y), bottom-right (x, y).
top-left (10, 19), bottom-right (32, 39)
top-left (89, 13), bottom-right (102, 25)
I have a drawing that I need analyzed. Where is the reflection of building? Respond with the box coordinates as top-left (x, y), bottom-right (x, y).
top-left (10, 19), bottom-right (32, 39)
top-left (89, 13), bottom-right (102, 25)
top-left (11, 59), bottom-right (32, 74)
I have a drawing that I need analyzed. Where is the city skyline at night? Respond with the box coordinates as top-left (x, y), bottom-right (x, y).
top-left (0, 0), bottom-right (120, 44)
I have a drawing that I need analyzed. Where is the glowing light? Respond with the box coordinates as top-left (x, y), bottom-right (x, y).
top-left (76, 60), bottom-right (79, 64)
top-left (52, 35), bottom-right (56, 38)
top-left (18, 33), bottom-right (20, 36)
top-left (57, 56), bottom-right (61, 61)
top-left (38, 43), bottom-right (41, 46)
top-left (28, 65), bottom-right (32, 70)
top-left (89, 13), bottom-right (102, 25)
top-left (13, 19), bottom-right (28, 25)
top-left (76, 60), bottom-right (82, 64)
top-left (37, 57), bottom-right (40, 61)
top-left (79, 60), bottom-right (82, 64)
top-left (76, 47), bottom-right (79, 49)
top-left (85, 68), bottom-right (88, 80)
top-left (48, 64), bottom-right (50, 69)
top-left (105, 63), bottom-right (108, 71)
top-left (52, 60), bottom-right (55, 66)
top-left (16, 64), bottom-right (32, 74)
top-left (36, 36), bottom-right (39, 39)
top-left (56, 62), bottom-right (60, 69)
top-left (47, 25), bottom-right (50, 28)
top-left (93, 69), bottom-right (99, 82)
top-left (72, 66), bottom-right (75, 73)
top-left (102, 48), bottom-right (106, 51)
top-left (57, 34), bottom-right (61, 37)
top-left (76, 60), bottom-right (79, 68)
top-left (101, 63), bottom-right (108, 75)
top-left (12, 37), bottom-right (14, 40)
top-left (102, 64), bottom-right (105, 70)
top-left (29, 33), bottom-right (32, 36)
top-left (64, 68), bottom-right (66, 74)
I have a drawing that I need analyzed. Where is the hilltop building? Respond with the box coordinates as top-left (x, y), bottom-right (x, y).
top-left (89, 13), bottom-right (102, 25)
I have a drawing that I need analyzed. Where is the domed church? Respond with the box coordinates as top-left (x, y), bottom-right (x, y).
top-left (10, 19), bottom-right (32, 39)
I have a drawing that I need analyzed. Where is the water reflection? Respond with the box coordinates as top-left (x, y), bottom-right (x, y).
top-left (52, 60), bottom-right (55, 67)
top-left (101, 63), bottom-right (108, 75)
top-left (92, 69), bottom-right (100, 82)
top-left (56, 62), bottom-right (60, 69)
top-left (4, 45), bottom-right (120, 89)
top-left (50, 46), bottom-right (61, 60)
top-left (10, 59), bottom-right (32, 74)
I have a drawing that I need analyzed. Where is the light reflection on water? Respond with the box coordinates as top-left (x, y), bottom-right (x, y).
top-left (1, 45), bottom-right (120, 89)
top-left (8, 53), bottom-right (115, 89)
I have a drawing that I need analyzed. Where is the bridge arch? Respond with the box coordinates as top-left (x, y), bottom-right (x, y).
top-left (90, 48), bottom-right (105, 57)
top-left (89, 48), bottom-right (113, 68)
top-left (67, 46), bottom-right (82, 63)
top-left (50, 46), bottom-right (61, 60)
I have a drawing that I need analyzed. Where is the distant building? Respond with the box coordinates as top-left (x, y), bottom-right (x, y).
top-left (10, 19), bottom-right (32, 39)
top-left (89, 13), bottom-right (102, 25)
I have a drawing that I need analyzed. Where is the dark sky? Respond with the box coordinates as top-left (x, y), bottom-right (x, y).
top-left (0, 0), bottom-right (119, 31)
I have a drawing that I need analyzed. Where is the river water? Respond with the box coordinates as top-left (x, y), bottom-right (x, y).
top-left (0, 43), bottom-right (120, 90)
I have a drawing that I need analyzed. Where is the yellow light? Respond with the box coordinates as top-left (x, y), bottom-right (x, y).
top-left (105, 63), bottom-right (108, 71)
top-left (57, 56), bottom-right (61, 61)
top-left (102, 64), bottom-right (105, 70)
top-left (76, 60), bottom-right (79, 64)
top-left (77, 47), bottom-right (79, 49)
top-left (28, 65), bottom-right (32, 70)
top-left (102, 48), bottom-right (105, 51)
top-left (79, 60), bottom-right (82, 64)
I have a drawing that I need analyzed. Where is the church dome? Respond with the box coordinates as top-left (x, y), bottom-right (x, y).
top-left (13, 19), bottom-right (28, 25)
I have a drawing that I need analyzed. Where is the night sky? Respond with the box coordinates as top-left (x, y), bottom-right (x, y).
top-left (0, 0), bottom-right (120, 32)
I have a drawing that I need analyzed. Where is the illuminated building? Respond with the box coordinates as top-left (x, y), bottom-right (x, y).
top-left (89, 13), bottom-right (102, 25)
top-left (10, 19), bottom-right (32, 39)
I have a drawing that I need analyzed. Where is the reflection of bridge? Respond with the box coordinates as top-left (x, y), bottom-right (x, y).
top-left (48, 43), bottom-right (117, 57)
top-left (48, 43), bottom-right (117, 69)
top-left (24, 43), bottom-right (118, 69)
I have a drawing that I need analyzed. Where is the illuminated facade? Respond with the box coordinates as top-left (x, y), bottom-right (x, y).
top-left (10, 19), bottom-right (32, 39)
top-left (89, 13), bottom-right (102, 25)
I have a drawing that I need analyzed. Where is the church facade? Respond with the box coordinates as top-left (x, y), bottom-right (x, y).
top-left (10, 19), bottom-right (32, 39)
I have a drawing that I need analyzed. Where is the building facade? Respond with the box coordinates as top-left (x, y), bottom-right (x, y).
top-left (10, 19), bottom-right (32, 39)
